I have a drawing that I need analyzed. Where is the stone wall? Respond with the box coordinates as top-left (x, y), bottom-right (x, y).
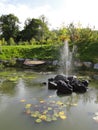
top-left (74, 61), bottom-right (98, 70)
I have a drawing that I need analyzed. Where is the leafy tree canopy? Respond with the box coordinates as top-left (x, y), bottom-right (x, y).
top-left (0, 14), bottom-right (20, 41)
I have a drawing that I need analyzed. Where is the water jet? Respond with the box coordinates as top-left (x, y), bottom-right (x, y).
top-left (48, 40), bottom-right (89, 94)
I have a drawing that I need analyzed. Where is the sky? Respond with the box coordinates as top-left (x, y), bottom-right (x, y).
top-left (0, 0), bottom-right (98, 30)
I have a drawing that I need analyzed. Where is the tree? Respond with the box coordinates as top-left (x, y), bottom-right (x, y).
top-left (20, 18), bottom-right (42, 41)
top-left (58, 26), bottom-right (69, 42)
top-left (0, 14), bottom-right (20, 42)
top-left (39, 15), bottom-right (49, 41)
top-left (20, 17), bottom-right (49, 42)
top-left (67, 23), bottom-right (78, 43)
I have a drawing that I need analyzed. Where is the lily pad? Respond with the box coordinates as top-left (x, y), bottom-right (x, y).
top-left (54, 113), bottom-right (59, 117)
top-left (39, 114), bottom-right (47, 120)
top-left (59, 111), bottom-right (65, 116)
top-left (20, 99), bottom-right (26, 103)
top-left (31, 111), bottom-right (41, 118)
top-left (31, 113), bottom-right (38, 118)
top-left (48, 107), bottom-right (52, 110)
top-left (35, 119), bottom-right (42, 123)
top-left (59, 115), bottom-right (67, 120)
top-left (40, 100), bottom-right (45, 103)
top-left (52, 115), bottom-right (57, 121)
top-left (21, 98), bottom-right (69, 124)
top-left (45, 117), bottom-right (52, 122)
top-left (43, 110), bottom-right (48, 114)
top-left (25, 104), bottom-right (32, 109)
top-left (56, 101), bottom-right (63, 106)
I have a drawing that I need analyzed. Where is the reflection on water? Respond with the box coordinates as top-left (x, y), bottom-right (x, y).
top-left (0, 69), bottom-right (98, 130)
top-left (0, 80), bottom-right (16, 95)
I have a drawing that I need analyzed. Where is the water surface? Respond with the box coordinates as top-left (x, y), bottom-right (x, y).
top-left (0, 68), bottom-right (98, 130)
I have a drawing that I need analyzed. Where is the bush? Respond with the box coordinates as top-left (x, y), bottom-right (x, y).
top-left (8, 37), bottom-right (16, 45)
top-left (0, 44), bottom-right (61, 60)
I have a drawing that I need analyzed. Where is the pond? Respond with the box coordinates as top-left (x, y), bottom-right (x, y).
top-left (0, 68), bottom-right (98, 130)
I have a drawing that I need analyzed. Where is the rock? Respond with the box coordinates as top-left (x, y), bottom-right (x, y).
top-left (52, 60), bottom-right (59, 66)
top-left (54, 74), bottom-right (68, 83)
top-left (83, 62), bottom-right (92, 68)
top-left (74, 61), bottom-right (83, 67)
top-left (16, 58), bottom-right (25, 67)
top-left (94, 63), bottom-right (98, 69)
top-left (48, 81), bottom-right (57, 89)
top-left (48, 74), bottom-right (89, 94)
top-left (81, 80), bottom-right (89, 87)
top-left (93, 75), bottom-right (98, 80)
top-left (57, 80), bottom-right (73, 95)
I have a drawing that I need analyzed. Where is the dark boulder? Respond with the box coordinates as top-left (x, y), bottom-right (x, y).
top-left (72, 80), bottom-right (87, 93)
top-left (57, 80), bottom-right (73, 94)
top-left (48, 81), bottom-right (57, 90)
top-left (81, 80), bottom-right (89, 87)
top-left (16, 58), bottom-right (25, 67)
top-left (48, 74), bottom-right (89, 94)
top-left (54, 74), bottom-right (69, 83)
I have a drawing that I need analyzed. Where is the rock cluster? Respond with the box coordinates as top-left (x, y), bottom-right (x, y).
top-left (48, 74), bottom-right (89, 95)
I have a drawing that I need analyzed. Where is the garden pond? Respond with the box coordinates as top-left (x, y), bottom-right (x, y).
top-left (0, 68), bottom-right (98, 130)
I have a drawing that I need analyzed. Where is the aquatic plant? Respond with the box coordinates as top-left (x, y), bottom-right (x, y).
top-left (20, 95), bottom-right (78, 124)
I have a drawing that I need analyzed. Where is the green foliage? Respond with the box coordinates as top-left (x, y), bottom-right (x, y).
top-left (8, 37), bottom-right (16, 45)
top-left (0, 38), bottom-right (7, 45)
top-left (20, 17), bottom-right (49, 42)
top-left (78, 42), bottom-right (98, 62)
top-left (30, 38), bottom-right (37, 45)
top-left (0, 14), bottom-right (20, 41)
top-left (0, 45), bottom-right (60, 60)
top-left (0, 63), bottom-right (4, 70)
top-left (0, 13), bottom-right (98, 63)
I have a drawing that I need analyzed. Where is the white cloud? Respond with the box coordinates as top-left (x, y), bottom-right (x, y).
top-left (64, 0), bottom-right (98, 28)
top-left (0, 1), bottom-right (52, 29)
top-left (0, 0), bottom-right (98, 30)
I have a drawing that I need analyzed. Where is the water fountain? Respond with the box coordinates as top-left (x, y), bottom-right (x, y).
top-left (48, 40), bottom-right (89, 94)
top-left (59, 40), bottom-right (72, 76)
